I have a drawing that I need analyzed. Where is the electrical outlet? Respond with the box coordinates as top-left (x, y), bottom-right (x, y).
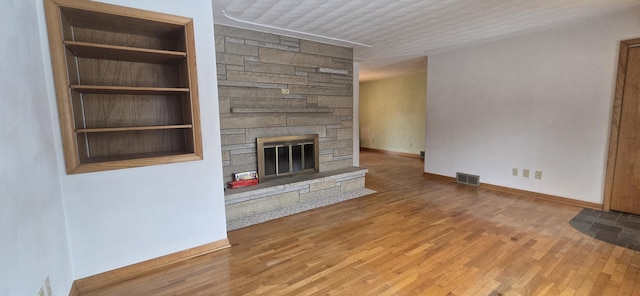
top-left (523, 169), bottom-right (530, 178)
top-left (512, 168), bottom-right (518, 176)
top-left (281, 88), bottom-right (290, 94)
top-left (535, 170), bottom-right (542, 180)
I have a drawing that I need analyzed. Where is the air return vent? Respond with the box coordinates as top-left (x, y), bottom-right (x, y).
top-left (456, 172), bottom-right (480, 186)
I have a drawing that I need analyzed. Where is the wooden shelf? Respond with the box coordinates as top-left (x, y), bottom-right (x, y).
top-left (70, 85), bottom-right (189, 95)
top-left (45, 0), bottom-right (203, 173)
top-left (59, 6), bottom-right (184, 39)
top-left (76, 125), bottom-right (193, 133)
top-left (65, 41), bottom-right (186, 63)
top-left (80, 150), bottom-right (198, 165)
top-left (74, 153), bottom-right (203, 174)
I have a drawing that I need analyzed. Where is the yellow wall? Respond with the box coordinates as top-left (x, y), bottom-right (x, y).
top-left (360, 73), bottom-right (426, 155)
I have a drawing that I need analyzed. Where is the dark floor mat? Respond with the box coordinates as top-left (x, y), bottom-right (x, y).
top-left (570, 208), bottom-right (640, 251)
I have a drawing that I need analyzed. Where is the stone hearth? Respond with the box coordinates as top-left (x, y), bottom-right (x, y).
top-left (225, 167), bottom-right (373, 230)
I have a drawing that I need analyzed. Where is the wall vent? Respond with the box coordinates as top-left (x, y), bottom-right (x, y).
top-left (456, 172), bottom-right (480, 186)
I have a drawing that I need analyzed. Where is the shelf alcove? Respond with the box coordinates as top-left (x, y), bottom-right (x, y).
top-left (44, 0), bottom-right (202, 173)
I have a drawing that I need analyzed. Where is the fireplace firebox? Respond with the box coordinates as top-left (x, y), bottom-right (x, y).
top-left (257, 134), bottom-right (319, 182)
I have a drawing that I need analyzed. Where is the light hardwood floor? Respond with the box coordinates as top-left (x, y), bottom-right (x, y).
top-left (83, 151), bottom-right (640, 295)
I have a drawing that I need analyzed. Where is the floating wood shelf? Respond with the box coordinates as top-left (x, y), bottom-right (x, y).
top-left (231, 107), bottom-right (332, 113)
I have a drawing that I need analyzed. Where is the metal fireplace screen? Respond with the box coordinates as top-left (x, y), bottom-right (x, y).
top-left (257, 134), bottom-right (319, 182)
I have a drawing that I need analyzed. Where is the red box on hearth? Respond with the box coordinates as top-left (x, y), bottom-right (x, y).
top-left (227, 178), bottom-right (259, 189)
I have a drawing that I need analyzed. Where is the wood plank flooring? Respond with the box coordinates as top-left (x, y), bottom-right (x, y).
top-left (83, 151), bottom-right (640, 295)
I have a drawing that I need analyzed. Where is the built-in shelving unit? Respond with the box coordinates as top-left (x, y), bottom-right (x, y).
top-left (44, 0), bottom-right (202, 174)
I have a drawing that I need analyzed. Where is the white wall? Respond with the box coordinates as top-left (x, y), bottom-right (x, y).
top-left (1, 0), bottom-right (73, 295)
top-left (426, 7), bottom-right (640, 204)
top-left (37, 0), bottom-right (227, 278)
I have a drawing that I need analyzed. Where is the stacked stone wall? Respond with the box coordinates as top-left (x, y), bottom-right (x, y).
top-left (215, 25), bottom-right (354, 184)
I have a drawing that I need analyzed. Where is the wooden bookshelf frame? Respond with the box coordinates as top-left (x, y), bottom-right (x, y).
top-left (44, 0), bottom-right (203, 174)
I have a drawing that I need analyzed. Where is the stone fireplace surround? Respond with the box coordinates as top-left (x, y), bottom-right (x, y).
top-left (215, 25), bottom-right (372, 229)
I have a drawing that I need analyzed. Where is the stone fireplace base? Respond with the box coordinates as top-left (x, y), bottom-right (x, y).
top-left (224, 167), bottom-right (374, 230)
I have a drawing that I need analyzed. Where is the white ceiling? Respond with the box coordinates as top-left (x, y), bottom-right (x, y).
top-left (213, 0), bottom-right (640, 81)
